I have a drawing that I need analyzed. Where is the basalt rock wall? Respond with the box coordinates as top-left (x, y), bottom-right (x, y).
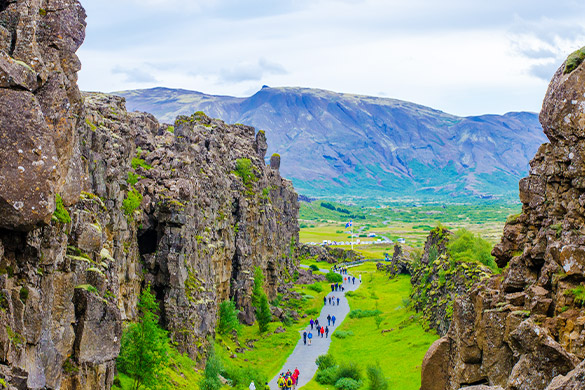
top-left (421, 54), bottom-right (585, 389)
top-left (0, 1), bottom-right (299, 389)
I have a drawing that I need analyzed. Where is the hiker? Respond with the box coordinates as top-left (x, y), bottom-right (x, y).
top-left (310, 318), bottom-right (314, 330)
top-left (286, 376), bottom-right (293, 390)
top-left (265, 382), bottom-right (270, 390)
top-left (320, 325), bottom-right (325, 338)
top-left (323, 296), bottom-right (327, 305)
top-left (327, 314), bottom-right (331, 326)
top-left (308, 331), bottom-right (313, 345)
top-left (278, 375), bottom-right (285, 390)
top-left (331, 284), bottom-right (334, 292)
top-left (342, 286), bottom-right (345, 292)
top-left (316, 325), bottom-right (321, 335)
top-left (250, 381), bottom-right (256, 390)
top-left (332, 315), bottom-right (336, 326)
top-left (294, 367), bottom-right (299, 383)
top-left (315, 319), bottom-right (319, 327)
top-left (337, 297), bottom-right (340, 305)
top-left (325, 326), bottom-right (329, 338)
top-left (359, 274), bottom-right (362, 282)
top-left (328, 296), bottom-right (331, 305)
top-left (303, 331), bottom-right (307, 345)
top-left (352, 276), bottom-right (355, 284)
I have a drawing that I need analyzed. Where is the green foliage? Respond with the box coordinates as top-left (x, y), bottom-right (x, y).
top-left (19, 287), bottom-right (29, 303)
top-left (447, 229), bottom-right (498, 270)
top-left (131, 157), bottom-right (152, 170)
top-left (53, 194), bottom-right (71, 224)
top-left (221, 363), bottom-right (267, 390)
top-left (316, 354), bottom-right (336, 370)
top-left (308, 283), bottom-right (323, 293)
top-left (75, 284), bottom-right (99, 295)
top-left (123, 188), bottom-right (143, 217)
top-left (335, 377), bottom-right (363, 390)
top-left (200, 348), bottom-right (222, 390)
top-left (333, 330), bottom-right (354, 339)
top-left (166, 126), bottom-right (175, 133)
top-left (565, 47), bottom-right (585, 74)
top-left (217, 300), bottom-right (241, 336)
top-left (309, 264), bottom-right (320, 272)
top-left (117, 285), bottom-right (170, 390)
top-left (256, 294), bottom-right (272, 333)
top-left (315, 366), bottom-right (339, 385)
top-left (326, 272), bottom-right (343, 283)
top-left (321, 201), bottom-right (351, 215)
top-left (348, 309), bottom-right (382, 319)
top-left (127, 172), bottom-right (140, 187)
top-left (566, 285), bottom-right (585, 306)
top-left (374, 315), bottom-right (383, 329)
top-left (337, 362), bottom-right (362, 382)
top-left (367, 364), bottom-right (388, 390)
top-left (233, 158), bottom-right (257, 188)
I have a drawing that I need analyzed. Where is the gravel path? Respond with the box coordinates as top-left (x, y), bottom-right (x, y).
top-left (268, 268), bottom-right (361, 389)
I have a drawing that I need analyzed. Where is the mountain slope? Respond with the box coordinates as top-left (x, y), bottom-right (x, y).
top-left (117, 86), bottom-right (546, 199)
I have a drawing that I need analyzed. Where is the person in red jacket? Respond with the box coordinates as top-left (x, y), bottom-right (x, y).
top-left (320, 325), bottom-right (325, 338)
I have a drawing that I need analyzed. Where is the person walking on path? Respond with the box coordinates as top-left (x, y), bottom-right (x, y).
top-left (327, 314), bottom-right (331, 326)
top-left (320, 326), bottom-right (325, 338)
top-left (352, 276), bottom-right (355, 284)
top-left (293, 368), bottom-right (299, 386)
top-left (323, 296), bottom-right (327, 305)
top-left (310, 318), bottom-right (314, 330)
top-left (359, 274), bottom-right (362, 282)
top-left (265, 382), bottom-right (270, 390)
top-left (337, 296), bottom-right (340, 305)
top-left (316, 325), bottom-right (321, 336)
top-left (331, 284), bottom-right (334, 292)
top-left (325, 326), bottom-right (329, 338)
top-left (308, 331), bottom-right (312, 345)
top-left (315, 319), bottom-right (319, 327)
top-left (250, 381), bottom-right (256, 390)
top-left (303, 331), bottom-right (307, 345)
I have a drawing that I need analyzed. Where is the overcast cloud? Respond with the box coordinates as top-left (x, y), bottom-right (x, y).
top-left (78, 0), bottom-right (585, 116)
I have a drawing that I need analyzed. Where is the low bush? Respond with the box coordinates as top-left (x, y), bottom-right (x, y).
top-left (333, 330), bottom-right (354, 339)
top-left (309, 264), bottom-right (320, 272)
top-left (447, 229), bottom-right (497, 270)
top-left (122, 188), bottom-right (143, 216)
top-left (315, 366), bottom-right (338, 385)
top-left (335, 377), bottom-right (362, 390)
top-left (316, 354), bottom-right (336, 370)
top-left (336, 362), bottom-right (361, 382)
top-left (348, 309), bottom-right (382, 319)
top-left (222, 364), bottom-right (266, 390)
top-left (367, 364), bottom-right (388, 390)
top-left (53, 194), bottom-right (71, 224)
top-left (308, 283), bottom-right (323, 293)
top-left (326, 272), bottom-right (343, 283)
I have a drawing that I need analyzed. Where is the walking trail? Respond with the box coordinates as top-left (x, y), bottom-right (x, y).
top-left (268, 266), bottom-right (362, 389)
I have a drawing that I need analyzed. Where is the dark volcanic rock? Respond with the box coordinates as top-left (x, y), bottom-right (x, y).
top-left (420, 52), bottom-right (585, 389)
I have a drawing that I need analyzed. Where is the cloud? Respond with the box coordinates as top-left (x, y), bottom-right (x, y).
top-left (528, 62), bottom-right (560, 81)
top-left (112, 66), bottom-right (158, 83)
top-left (219, 58), bottom-right (287, 83)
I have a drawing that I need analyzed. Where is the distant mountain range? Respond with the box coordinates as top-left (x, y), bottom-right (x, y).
top-left (116, 86), bottom-right (547, 200)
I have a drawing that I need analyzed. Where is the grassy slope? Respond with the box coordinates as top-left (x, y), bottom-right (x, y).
top-left (302, 263), bottom-right (438, 390)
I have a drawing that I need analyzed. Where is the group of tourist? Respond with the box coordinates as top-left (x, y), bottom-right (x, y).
top-left (325, 295), bottom-right (341, 305)
top-left (276, 368), bottom-right (300, 390)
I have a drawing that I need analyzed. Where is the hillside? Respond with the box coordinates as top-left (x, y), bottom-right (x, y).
top-left (117, 87), bottom-right (547, 200)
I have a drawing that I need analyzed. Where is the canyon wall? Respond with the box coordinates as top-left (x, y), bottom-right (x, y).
top-left (0, 1), bottom-right (299, 388)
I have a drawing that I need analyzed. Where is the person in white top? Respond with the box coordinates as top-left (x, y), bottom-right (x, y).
top-left (250, 381), bottom-right (256, 390)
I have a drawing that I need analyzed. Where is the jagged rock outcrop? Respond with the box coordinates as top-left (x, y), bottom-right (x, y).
top-left (377, 244), bottom-right (411, 276)
top-left (0, 2), bottom-right (300, 388)
top-left (0, 0), bottom-right (86, 231)
top-left (421, 52), bottom-right (585, 389)
top-left (398, 227), bottom-right (491, 336)
top-left (298, 243), bottom-right (364, 264)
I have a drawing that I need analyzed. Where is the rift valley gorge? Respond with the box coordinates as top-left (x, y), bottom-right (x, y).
top-left (2, 1), bottom-right (585, 390)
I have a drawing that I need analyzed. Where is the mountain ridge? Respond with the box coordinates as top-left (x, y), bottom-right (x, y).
top-left (116, 86), bottom-right (547, 200)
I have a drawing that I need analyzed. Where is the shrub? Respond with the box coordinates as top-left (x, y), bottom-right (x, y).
top-left (234, 158), bottom-right (257, 187)
top-left (336, 362), bottom-right (362, 382)
top-left (131, 157), bottom-right (152, 170)
top-left (326, 272), bottom-right (343, 283)
top-left (348, 309), bottom-right (382, 319)
top-left (200, 348), bottom-right (222, 390)
top-left (367, 364), bottom-right (388, 390)
top-left (309, 264), bottom-right (320, 272)
top-left (53, 194), bottom-right (71, 224)
top-left (308, 283), bottom-right (323, 293)
top-left (222, 364), bottom-right (266, 389)
top-left (316, 354), bottom-right (336, 370)
top-left (447, 229), bottom-right (497, 270)
top-left (565, 47), bottom-right (585, 74)
top-left (315, 366), bottom-right (339, 385)
top-left (305, 308), bottom-right (319, 316)
top-left (256, 294), bottom-right (272, 333)
top-left (217, 300), bottom-right (241, 336)
top-left (335, 378), bottom-right (362, 390)
top-left (123, 188), bottom-right (143, 216)
top-left (127, 172), bottom-right (140, 186)
top-left (565, 285), bottom-right (585, 306)
top-left (333, 330), bottom-right (354, 339)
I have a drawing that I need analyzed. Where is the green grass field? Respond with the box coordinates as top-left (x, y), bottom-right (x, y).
top-left (302, 262), bottom-right (438, 390)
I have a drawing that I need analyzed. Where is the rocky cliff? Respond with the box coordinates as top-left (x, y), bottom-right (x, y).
top-left (421, 52), bottom-right (585, 389)
top-left (0, 1), bottom-right (299, 389)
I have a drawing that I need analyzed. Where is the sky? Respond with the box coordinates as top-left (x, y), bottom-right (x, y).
top-left (78, 0), bottom-right (585, 117)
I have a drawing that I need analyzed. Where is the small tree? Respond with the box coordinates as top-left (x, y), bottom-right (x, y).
top-left (200, 347), bottom-right (222, 390)
top-left (218, 300), bottom-right (241, 336)
top-left (117, 285), bottom-right (170, 390)
top-left (366, 364), bottom-right (388, 390)
top-left (256, 294), bottom-right (272, 333)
